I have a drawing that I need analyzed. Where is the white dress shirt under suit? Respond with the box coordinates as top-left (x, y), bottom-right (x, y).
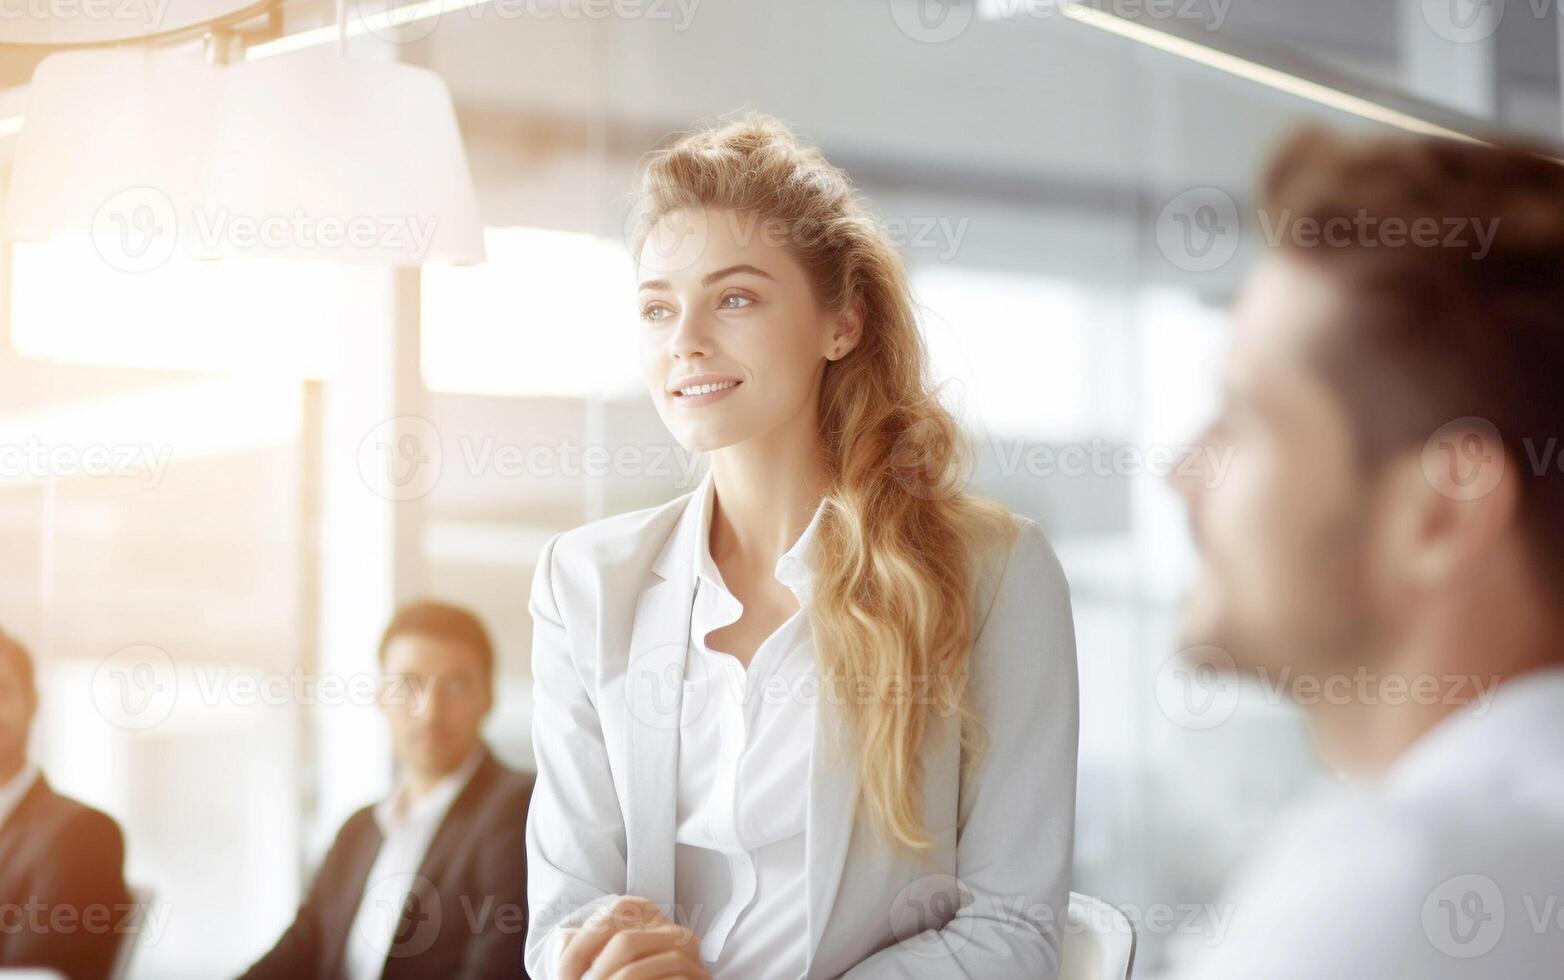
top-left (342, 747), bottom-right (486, 980)
top-left (524, 469), bottom-right (1079, 979)
top-left (674, 471), bottom-right (824, 978)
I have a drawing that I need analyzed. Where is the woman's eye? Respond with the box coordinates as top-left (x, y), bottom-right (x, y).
top-left (641, 304), bottom-right (672, 323)
top-left (719, 293), bottom-right (754, 310)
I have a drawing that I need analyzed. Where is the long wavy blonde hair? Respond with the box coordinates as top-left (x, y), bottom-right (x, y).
top-left (631, 113), bottom-right (1017, 856)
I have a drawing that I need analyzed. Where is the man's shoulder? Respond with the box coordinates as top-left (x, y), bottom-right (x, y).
top-left (481, 756), bottom-right (535, 822)
top-left (1190, 782), bottom-right (1564, 976)
top-left (18, 777), bottom-right (126, 850)
top-left (478, 754), bottom-right (536, 806)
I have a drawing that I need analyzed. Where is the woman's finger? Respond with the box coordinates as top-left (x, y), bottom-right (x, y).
top-left (557, 896), bottom-right (665, 980)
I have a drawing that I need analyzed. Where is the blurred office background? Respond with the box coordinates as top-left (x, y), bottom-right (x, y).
top-left (0, 1), bottom-right (1559, 975)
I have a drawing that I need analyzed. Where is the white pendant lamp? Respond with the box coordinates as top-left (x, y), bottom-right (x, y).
top-left (2, 46), bottom-right (217, 269)
top-left (3, 9), bottom-right (485, 267)
top-left (200, 50), bottom-right (486, 265)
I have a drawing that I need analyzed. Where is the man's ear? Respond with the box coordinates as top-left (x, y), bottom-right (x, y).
top-left (1379, 425), bottom-right (1518, 590)
top-left (826, 301), bottom-right (865, 361)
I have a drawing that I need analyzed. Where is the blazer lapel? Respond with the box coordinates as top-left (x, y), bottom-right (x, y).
top-left (803, 692), bottom-right (860, 977)
top-left (318, 811), bottom-right (387, 976)
top-left (622, 485), bottom-right (703, 914)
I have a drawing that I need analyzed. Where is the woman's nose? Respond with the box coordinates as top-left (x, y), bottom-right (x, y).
top-left (669, 309), bottom-right (712, 360)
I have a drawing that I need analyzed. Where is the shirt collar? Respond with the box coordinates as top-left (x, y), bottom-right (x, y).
top-left (374, 745), bottom-right (485, 835)
top-left (0, 762), bottom-right (40, 832)
top-left (688, 468), bottom-right (829, 602)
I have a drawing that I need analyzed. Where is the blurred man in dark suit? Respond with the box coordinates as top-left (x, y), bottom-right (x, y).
top-left (241, 599), bottom-right (534, 980)
top-left (0, 628), bottom-right (134, 980)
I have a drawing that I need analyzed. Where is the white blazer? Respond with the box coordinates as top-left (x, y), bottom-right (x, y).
top-left (524, 484), bottom-right (1079, 979)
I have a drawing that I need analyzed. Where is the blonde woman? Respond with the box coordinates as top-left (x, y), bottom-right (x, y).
top-left (524, 115), bottom-right (1078, 980)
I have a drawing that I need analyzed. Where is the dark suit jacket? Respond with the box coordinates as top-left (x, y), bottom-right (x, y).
top-left (240, 747), bottom-right (534, 980)
top-left (0, 773), bottom-right (134, 980)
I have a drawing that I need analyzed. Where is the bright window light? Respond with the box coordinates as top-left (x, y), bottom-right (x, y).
top-left (8, 240), bottom-right (337, 377)
top-left (421, 226), bottom-right (643, 398)
top-left (913, 265), bottom-right (1095, 440)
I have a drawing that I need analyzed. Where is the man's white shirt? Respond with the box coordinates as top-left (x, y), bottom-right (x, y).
top-left (342, 747), bottom-right (485, 980)
top-left (1160, 665), bottom-right (1564, 979)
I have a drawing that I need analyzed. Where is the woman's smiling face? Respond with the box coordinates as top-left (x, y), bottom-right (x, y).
top-left (637, 207), bottom-right (852, 454)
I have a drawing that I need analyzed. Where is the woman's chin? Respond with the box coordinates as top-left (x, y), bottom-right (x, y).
top-left (672, 427), bottom-right (743, 455)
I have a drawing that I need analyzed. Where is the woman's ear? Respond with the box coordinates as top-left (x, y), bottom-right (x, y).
top-left (827, 302), bottom-right (865, 360)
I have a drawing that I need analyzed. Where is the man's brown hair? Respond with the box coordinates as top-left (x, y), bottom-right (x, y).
top-left (1259, 126), bottom-right (1564, 593)
top-left (377, 599), bottom-right (495, 684)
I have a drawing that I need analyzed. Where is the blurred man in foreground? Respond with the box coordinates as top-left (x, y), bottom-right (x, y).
top-left (241, 600), bottom-right (534, 980)
top-left (1164, 128), bottom-right (1564, 977)
top-left (0, 628), bottom-right (134, 980)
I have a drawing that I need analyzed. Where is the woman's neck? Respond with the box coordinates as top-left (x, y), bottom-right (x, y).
top-left (708, 425), bottom-right (829, 571)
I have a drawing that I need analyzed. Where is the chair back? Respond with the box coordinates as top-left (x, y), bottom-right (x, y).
top-left (1059, 891), bottom-right (1136, 980)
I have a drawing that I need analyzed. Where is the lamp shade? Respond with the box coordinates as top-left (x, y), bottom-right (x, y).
top-left (201, 53), bottom-right (485, 265)
top-left (2, 46), bottom-right (217, 269)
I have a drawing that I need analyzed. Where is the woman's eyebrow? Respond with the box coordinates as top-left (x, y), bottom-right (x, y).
top-left (701, 264), bottom-right (774, 286)
top-left (638, 264), bottom-right (775, 293)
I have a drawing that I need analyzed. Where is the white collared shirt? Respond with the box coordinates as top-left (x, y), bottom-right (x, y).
top-left (672, 471), bottom-right (826, 980)
top-left (1159, 664), bottom-right (1564, 979)
top-left (0, 762), bottom-right (39, 832)
top-left (342, 747), bottom-right (485, 980)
